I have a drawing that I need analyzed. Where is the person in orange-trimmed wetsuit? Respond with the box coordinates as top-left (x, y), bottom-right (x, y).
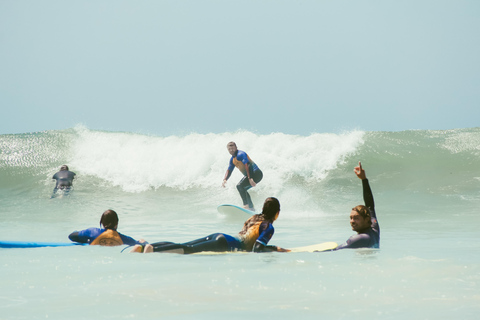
top-left (140, 197), bottom-right (289, 254)
top-left (68, 209), bottom-right (148, 250)
top-left (222, 141), bottom-right (263, 211)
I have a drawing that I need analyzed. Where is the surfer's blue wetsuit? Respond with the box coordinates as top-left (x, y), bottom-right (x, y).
top-left (226, 150), bottom-right (263, 209)
top-left (52, 170), bottom-right (76, 194)
top-left (335, 179), bottom-right (380, 250)
top-left (68, 228), bottom-right (141, 246)
top-left (150, 219), bottom-right (276, 254)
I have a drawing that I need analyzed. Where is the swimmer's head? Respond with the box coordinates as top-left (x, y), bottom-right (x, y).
top-left (100, 209), bottom-right (119, 230)
top-left (350, 205), bottom-right (372, 231)
top-left (352, 205), bottom-right (371, 220)
top-left (60, 165), bottom-right (69, 171)
top-left (262, 197), bottom-right (280, 221)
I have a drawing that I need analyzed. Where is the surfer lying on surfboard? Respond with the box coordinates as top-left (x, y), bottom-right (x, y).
top-left (133, 197), bottom-right (289, 254)
top-left (334, 162), bottom-right (380, 250)
top-left (68, 209), bottom-right (148, 249)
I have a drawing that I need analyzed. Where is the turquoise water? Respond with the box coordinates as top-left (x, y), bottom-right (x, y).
top-left (1, 126), bottom-right (479, 319)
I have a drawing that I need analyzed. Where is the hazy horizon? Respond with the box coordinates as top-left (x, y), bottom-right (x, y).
top-left (1, 1), bottom-right (479, 136)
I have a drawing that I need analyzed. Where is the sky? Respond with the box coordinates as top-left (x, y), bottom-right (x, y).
top-left (1, 0), bottom-right (479, 136)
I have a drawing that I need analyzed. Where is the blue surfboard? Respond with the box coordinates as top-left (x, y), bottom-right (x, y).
top-left (217, 204), bottom-right (256, 216)
top-left (0, 240), bottom-right (86, 248)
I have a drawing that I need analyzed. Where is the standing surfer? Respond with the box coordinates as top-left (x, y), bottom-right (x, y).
top-left (221, 141), bottom-right (263, 211)
top-left (335, 162), bottom-right (380, 250)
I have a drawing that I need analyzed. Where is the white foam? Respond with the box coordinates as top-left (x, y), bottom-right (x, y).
top-left (70, 125), bottom-right (365, 193)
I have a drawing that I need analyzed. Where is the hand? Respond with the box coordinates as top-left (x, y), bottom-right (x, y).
top-left (222, 180), bottom-right (227, 188)
top-left (249, 178), bottom-right (256, 187)
top-left (354, 161), bottom-right (367, 180)
top-left (276, 247), bottom-right (291, 252)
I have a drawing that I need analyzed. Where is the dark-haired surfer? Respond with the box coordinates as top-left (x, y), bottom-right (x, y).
top-left (335, 162), bottom-right (380, 250)
top-left (139, 197), bottom-right (289, 254)
top-left (222, 142), bottom-right (263, 211)
top-left (52, 165), bottom-right (76, 197)
top-left (68, 209), bottom-right (147, 249)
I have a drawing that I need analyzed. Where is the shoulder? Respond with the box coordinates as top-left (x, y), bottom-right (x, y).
top-left (79, 227), bottom-right (103, 237)
top-left (118, 233), bottom-right (138, 245)
top-left (236, 150), bottom-right (247, 158)
top-left (259, 220), bottom-right (274, 232)
top-left (346, 233), bottom-right (371, 248)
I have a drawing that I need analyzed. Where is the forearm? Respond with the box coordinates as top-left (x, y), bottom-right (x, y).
top-left (244, 163), bottom-right (251, 179)
top-left (68, 231), bottom-right (83, 243)
top-left (362, 179), bottom-right (375, 210)
top-left (224, 170), bottom-right (232, 181)
top-left (253, 242), bottom-right (288, 252)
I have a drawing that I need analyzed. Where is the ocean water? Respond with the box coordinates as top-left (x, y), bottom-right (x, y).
top-left (1, 126), bottom-right (479, 319)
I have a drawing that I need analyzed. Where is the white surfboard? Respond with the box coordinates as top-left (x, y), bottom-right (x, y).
top-left (289, 241), bottom-right (338, 252)
top-left (193, 241), bottom-right (338, 255)
top-left (217, 204), bottom-right (256, 216)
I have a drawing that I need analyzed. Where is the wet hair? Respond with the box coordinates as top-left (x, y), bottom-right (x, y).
top-left (60, 165), bottom-right (69, 171)
top-left (100, 209), bottom-right (119, 230)
top-left (227, 141), bottom-right (237, 148)
top-left (238, 197), bottom-right (281, 240)
top-left (352, 205), bottom-right (371, 224)
top-left (261, 197), bottom-right (280, 221)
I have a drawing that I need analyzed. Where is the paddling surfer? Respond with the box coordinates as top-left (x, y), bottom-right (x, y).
top-left (138, 197), bottom-right (289, 254)
top-left (52, 165), bottom-right (75, 197)
top-left (68, 209), bottom-right (147, 249)
top-left (335, 162), bottom-right (380, 250)
top-left (222, 142), bottom-right (263, 211)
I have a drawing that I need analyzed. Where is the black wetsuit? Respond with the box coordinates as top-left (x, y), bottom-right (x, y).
top-left (335, 179), bottom-right (380, 250)
top-left (151, 219), bottom-right (277, 254)
top-left (52, 170), bottom-right (76, 194)
top-left (236, 169), bottom-right (263, 209)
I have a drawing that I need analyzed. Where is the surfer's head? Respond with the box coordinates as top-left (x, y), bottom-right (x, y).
top-left (350, 205), bottom-right (371, 232)
top-left (261, 197), bottom-right (280, 221)
top-left (100, 209), bottom-right (119, 230)
top-left (60, 165), bottom-right (69, 171)
top-left (227, 141), bottom-right (237, 156)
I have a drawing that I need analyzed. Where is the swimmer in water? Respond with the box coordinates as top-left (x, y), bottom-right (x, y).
top-left (68, 209), bottom-right (148, 250)
top-left (52, 165), bottom-right (76, 197)
top-left (137, 197), bottom-right (289, 254)
top-left (335, 162), bottom-right (380, 250)
top-left (222, 142), bottom-right (263, 211)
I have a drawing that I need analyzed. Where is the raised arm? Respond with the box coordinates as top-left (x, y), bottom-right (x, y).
top-left (354, 162), bottom-right (375, 212)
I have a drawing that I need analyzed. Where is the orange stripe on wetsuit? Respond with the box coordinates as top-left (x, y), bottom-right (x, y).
top-left (229, 150), bottom-right (259, 176)
top-left (90, 229), bottom-right (124, 246)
